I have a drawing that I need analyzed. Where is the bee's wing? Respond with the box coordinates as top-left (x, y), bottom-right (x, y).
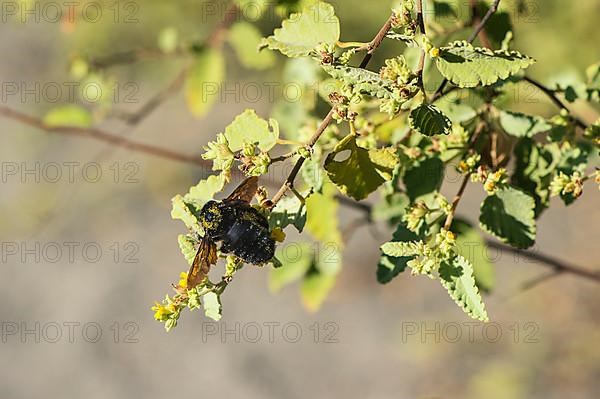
top-left (225, 176), bottom-right (258, 203)
top-left (187, 236), bottom-right (218, 289)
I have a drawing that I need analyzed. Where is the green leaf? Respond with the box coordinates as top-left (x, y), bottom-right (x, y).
top-left (185, 173), bottom-right (227, 206)
top-left (452, 220), bottom-right (495, 293)
top-left (403, 157), bottom-right (444, 201)
top-left (409, 104), bottom-right (452, 136)
top-left (171, 195), bottom-right (201, 232)
top-left (228, 22), bottom-right (276, 70)
top-left (203, 292), bottom-right (222, 321)
top-left (435, 41), bottom-right (534, 88)
top-left (185, 48), bottom-right (225, 117)
top-left (439, 255), bottom-right (489, 322)
top-left (43, 105), bottom-right (92, 128)
top-left (171, 174), bottom-right (227, 232)
top-left (269, 196), bottom-right (307, 232)
top-left (268, 242), bottom-right (313, 293)
top-left (322, 65), bottom-right (397, 99)
top-left (499, 110), bottom-right (552, 138)
top-left (301, 157), bottom-right (325, 193)
top-left (300, 264), bottom-right (337, 312)
top-left (224, 109), bottom-right (279, 152)
top-left (178, 234), bottom-right (198, 265)
top-left (479, 186), bottom-right (536, 249)
top-left (324, 135), bottom-right (398, 200)
top-left (377, 223), bottom-right (419, 284)
top-left (305, 184), bottom-right (341, 245)
top-left (260, 2), bottom-right (340, 57)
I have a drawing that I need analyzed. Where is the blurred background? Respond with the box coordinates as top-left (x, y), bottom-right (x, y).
top-left (0, 0), bottom-right (598, 398)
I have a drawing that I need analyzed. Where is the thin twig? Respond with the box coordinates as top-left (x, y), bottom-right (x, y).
top-left (111, 66), bottom-right (190, 125)
top-left (0, 105), bottom-right (212, 168)
top-left (431, 0), bottom-right (501, 102)
top-left (522, 76), bottom-right (588, 129)
top-left (443, 121), bottom-right (485, 230)
top-left (485, 240), bottom-right (600, 283)
top-left (270, 14), bottom-right (396, 206)
top-left (415, 0), bottom-right (428, 101)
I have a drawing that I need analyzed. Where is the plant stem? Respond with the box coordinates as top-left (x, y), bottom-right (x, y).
top-left (270, 14), bottom-right (396, 206)
top-left (415, 0), bottom-right (428, 102)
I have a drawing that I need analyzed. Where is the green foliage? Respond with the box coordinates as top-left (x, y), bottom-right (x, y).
top-left (479, 187), bottom-right (537, 249)
top-left (260, 2), bottom-right (340, 57)
top-left (439, 255), bottom-right (489, 322)
top-left (150, 1), bottom-right (599, 331)
top-left (43, 105), bottom-right (92, 128)
top-left (499, 111), bottom-right (552, 138)
top-left (324, 135), bottom-right (397, 200)
top-left (228, 22), bottom-right (276, 70)
top-left (435, 41), bottom-right (534, 87)
top-left (409, 104), bottom-right (452, 136)
top-left (185, 48), bottom-right (225, 117)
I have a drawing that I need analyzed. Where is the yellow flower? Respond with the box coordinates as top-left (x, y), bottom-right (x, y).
top-left (152, 300), bottom-right (178, 321)
top-left (178, 272), bottom-right (188, 290)
top-left (271, 227), bottom-right (286, 242)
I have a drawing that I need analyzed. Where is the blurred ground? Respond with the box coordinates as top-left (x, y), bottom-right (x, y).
top-left (0, 1), bottom-right (599, 398)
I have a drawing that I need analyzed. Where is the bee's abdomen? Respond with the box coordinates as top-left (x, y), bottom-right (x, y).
top-left (221, 220), bottom-right (275, 264)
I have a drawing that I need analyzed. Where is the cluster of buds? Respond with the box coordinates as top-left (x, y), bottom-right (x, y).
top-left (403, 201), bottom-right (429, 233)
top-left (316, 43), bottom-right (336, 66)
top-left (550, 171), bottom-right (584, 199)
top-left (329, 91), bottom-right (357, 122)
top-left (471, 165), bottom-right (508, 194)
top-left (421, 35), bottom-right (440, 58)
top-left (434, 229), bottom-right (456, 258)
top-left (403, 146), bottom-right (422, 160)
top-left (202, 133), bottom-right (235, 171)
top-left (457, 154), bottom-right (481, 174)
top-left (391, 0), bottom-right (417, 34)
top-left (239, 142), bottom-right (271, 176)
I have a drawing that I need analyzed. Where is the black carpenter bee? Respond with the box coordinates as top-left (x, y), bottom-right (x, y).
top-left (186, 176), bottom-right (275, 288)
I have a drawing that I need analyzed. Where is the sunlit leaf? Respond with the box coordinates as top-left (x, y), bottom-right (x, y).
top-left (228, 22), bottom-right (276, 70)
top-left (260, 2), bottom-right (340, 57)
top-left (43, 105), bottom-right (92, 128)
top-left (185, 48), bottom-right (225, 117)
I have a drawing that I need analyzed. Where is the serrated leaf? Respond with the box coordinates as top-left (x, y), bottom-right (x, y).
top-left (224, 109), bottom-right (279, 152)
top-left (439, 255), bottom-right (489, 322)
top-left (324, 135), bottom-right (398, 200)
top-left (377, 223), bottom-right (419, 284)
top-left (228, 22), bottom-right (276, 70)
top-left (260, 2), bottom-right (340, 57)
top-left (380, 241), bottom-right (423, 257)
top-left (185, 48), bottom-right (225, 117)
top-left (435, 41), bottom-right (534, 88)
top-left (404, 157), bottom-right (444, 201)
top-left (479, 186), bottom-right (536, 249)
top-left (43, 105), bottom-right (92, 128)
top-left (499, 110), bottom-right (552, 138)
top-left (178, 234), bottom-right (198, 265)
top-left (322, 65), bottom-right (397, 99)
top-left (203, 292), bottom-right (222, 321)
top-left (452, 220), bottom-right (495, 293)
top-left (409, 104), bottom-right (452, 136)
top-left (268, 242), bottom-right (313, 293)
top-left (269, 196), bottom-right (307, 232)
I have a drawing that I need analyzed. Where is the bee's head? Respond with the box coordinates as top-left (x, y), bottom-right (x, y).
top-left (199, 200), bottom-right (222, 235)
